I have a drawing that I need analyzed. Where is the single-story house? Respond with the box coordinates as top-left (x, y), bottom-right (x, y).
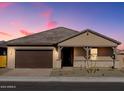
top-left (6, 27), bottom-right (121, 69)
top-left (0, 41), bottom-right (7, 67)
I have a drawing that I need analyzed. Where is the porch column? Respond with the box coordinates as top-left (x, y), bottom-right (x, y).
top-left (54, 47), bottom-right (63, 69)
top-left (84, 46), bottom-right (90, 68)
top-left (58, 47), bottom-right (63, 60)
top-left (86, 47), bottom-right (90, 61)
top-left (112, 47), bottom-right (117, 69)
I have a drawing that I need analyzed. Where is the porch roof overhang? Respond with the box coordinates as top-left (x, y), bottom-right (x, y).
top-left (58, 45), bottom-right (118, 47)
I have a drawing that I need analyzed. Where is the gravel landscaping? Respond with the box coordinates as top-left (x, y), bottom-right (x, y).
top-left (50, 68), bottom-right (124, 77)
top-left (1, 68), bottom-right (124, 77)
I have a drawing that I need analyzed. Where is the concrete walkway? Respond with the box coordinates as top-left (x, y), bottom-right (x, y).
top-left (0, 76), bottom-right (124, 82)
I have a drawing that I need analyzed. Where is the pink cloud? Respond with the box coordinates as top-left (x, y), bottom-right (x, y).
top-left (10, 20), bottom-right (34, 36)
top-left (41, 9), bottom-right (58, 29)
top-left (33, 3), bottom-right (58, 30)
top-left (0, 3), bottom-right (13, 8)
top-left (0, 32), bottom-right (12, 37)
top-left (118, 44), bottom-right (124, 50)
top-left (20, 29), bottom-right (33, 36)
top-left (46, 21), bottom-right (57, 29)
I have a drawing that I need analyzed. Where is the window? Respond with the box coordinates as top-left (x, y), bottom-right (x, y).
top-left (90, 48), bottom-right (98, 60)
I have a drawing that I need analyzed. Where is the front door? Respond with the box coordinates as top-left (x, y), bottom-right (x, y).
top-left (61, 47), bottom-right (73, 67)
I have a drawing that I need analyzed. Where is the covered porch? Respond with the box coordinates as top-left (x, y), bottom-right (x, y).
top-left (56, 46), bottom-right (118, 69)
top-left (54, 30), bottom-right (120, 69)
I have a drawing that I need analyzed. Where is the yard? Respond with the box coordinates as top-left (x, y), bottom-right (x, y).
top-left (51, 67), bottom-right (124, 77)
top-left (1, 67), bottom-right (124, 77)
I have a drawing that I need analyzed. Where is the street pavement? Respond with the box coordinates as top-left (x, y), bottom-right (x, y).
top-left (0, 81), bottom-right (124, 91)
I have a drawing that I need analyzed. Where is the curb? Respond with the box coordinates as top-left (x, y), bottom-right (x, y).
top-left (0, 76), bottom-right (124, 82)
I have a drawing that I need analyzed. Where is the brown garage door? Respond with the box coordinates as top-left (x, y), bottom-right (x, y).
top-left (15, 50), bottom-right (53, 68)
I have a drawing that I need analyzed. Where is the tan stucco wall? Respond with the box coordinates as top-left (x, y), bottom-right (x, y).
top-left (53, 48), bottom-right (61, 69)
top-left (7, 46), bottom-right (60, 69)
top-left (73, 56), bottom-right (86, 68)
top-left (7, 46), bottom-right (121, 69)
top-left (73, 54), bottom-right (124, 69)
top-left (93, 61), bottom-right (119, 68)
top-left (7, 47), bottom-right (15, 68)
top-left (74, 61), bottom-right (86, 68)
top-left (73, 60), bottom-right (119, 68)
top-left (59, 32), bottom-right (118, 47)
top-left (71, 47), bottom-right (118, 68)
top-left (117, 54), bottom-right (124, 68)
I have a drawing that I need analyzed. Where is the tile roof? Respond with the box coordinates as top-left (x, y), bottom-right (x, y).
top-left (7, 27), bottom-right (121, 46)
top-left (0, 41), bottom-right (7, 47)
top-left (7, 27), bottom-right (79, 46)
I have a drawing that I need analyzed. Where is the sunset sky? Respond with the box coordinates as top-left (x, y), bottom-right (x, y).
top-left (0, 2), bottom-right (124, 49)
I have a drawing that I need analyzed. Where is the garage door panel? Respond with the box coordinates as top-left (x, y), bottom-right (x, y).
top-left (15, 50), bottom-right (52, 68)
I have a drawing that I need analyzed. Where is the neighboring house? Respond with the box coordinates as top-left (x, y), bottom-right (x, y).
top-left (118, 50), bottom-right (124, 55)
top-left (6, 27), bottom-right (121, 69)
top-left (117, 50), bottom-right (124, 68)
top-left (0, 41), bottom-right (7, 67)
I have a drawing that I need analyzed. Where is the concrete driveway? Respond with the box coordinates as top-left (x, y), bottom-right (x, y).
top-left (0, 68), bottom-right (52, 77)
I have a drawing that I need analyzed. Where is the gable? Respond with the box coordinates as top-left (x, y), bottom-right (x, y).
top-left (58, 31), bottom-right (118, 47)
